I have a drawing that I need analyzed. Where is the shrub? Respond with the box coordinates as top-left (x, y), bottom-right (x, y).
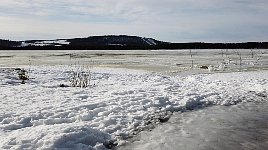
top-left (17, 69), bottom-right (29, 84)
top-left (68, 65), bottom-right (91, 88)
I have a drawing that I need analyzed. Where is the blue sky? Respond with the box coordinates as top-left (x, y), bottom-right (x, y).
top-left (0, 0), bottom-right (268, 42)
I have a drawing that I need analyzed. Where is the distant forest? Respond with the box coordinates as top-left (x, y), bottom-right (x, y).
top-left (1, 36), bottom-right (268, 50)
top-left (0, 39), bottom-right (20, 48)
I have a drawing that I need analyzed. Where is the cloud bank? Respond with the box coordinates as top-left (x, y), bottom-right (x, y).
top-left (0, 0), bottom-right (268, 42)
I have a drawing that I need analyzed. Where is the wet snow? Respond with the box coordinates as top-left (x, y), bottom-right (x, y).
top-left (118, 102), bottom-right (268, 150)
top-left (0, 64), bottom-right (267, 149)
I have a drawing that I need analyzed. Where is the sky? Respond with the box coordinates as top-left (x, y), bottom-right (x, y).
top-left (0, 0), bottom-right (268, 42)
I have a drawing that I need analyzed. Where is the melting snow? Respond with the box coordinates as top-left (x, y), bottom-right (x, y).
top-left (0, 66), bottom-right (267, 149)
top-left (118, 102), bottom-right (268, 150)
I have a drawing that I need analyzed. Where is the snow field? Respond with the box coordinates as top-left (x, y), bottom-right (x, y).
top-left (0, 66), bottom-right (267, 149)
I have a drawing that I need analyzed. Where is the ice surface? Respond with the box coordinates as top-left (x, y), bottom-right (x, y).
top-left (1, 49), bottom-right (266, 73)
top-left (118, 102), bottom-right (268, 150)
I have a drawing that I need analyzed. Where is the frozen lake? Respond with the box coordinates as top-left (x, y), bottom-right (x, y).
top-left (0, 49), bottom-right (267, 149)
top-left (1, 49), bottom-right (267, 74)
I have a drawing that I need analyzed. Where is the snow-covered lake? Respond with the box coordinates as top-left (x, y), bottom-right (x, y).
top-left (1, 49), bottom-right (267, 73)
top-left (0, 50), bottom-right (267, 149)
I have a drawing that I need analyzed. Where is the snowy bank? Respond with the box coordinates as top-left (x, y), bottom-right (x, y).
top-left (0, 66), bottom-right (267, 149)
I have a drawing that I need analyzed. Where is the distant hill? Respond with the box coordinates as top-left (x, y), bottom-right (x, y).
top-left (3, 35), bottom-right (165, 50)
top-left (1, 35), bottom-right (268, 49)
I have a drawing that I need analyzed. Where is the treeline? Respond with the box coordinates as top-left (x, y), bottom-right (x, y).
top-left (3, 42), bottom-right (268, 50)
top-left (1, 36), bottom-right (268, 50)
top-left (156, 42), bottom-right (268, 49)
top-left (0, 39), bottom-right (20, 49)
top-left (3, 45), bottom-right (154, 50)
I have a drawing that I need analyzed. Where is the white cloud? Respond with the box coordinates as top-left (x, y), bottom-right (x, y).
top-left (0, 0), bottom-right (268, 42)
